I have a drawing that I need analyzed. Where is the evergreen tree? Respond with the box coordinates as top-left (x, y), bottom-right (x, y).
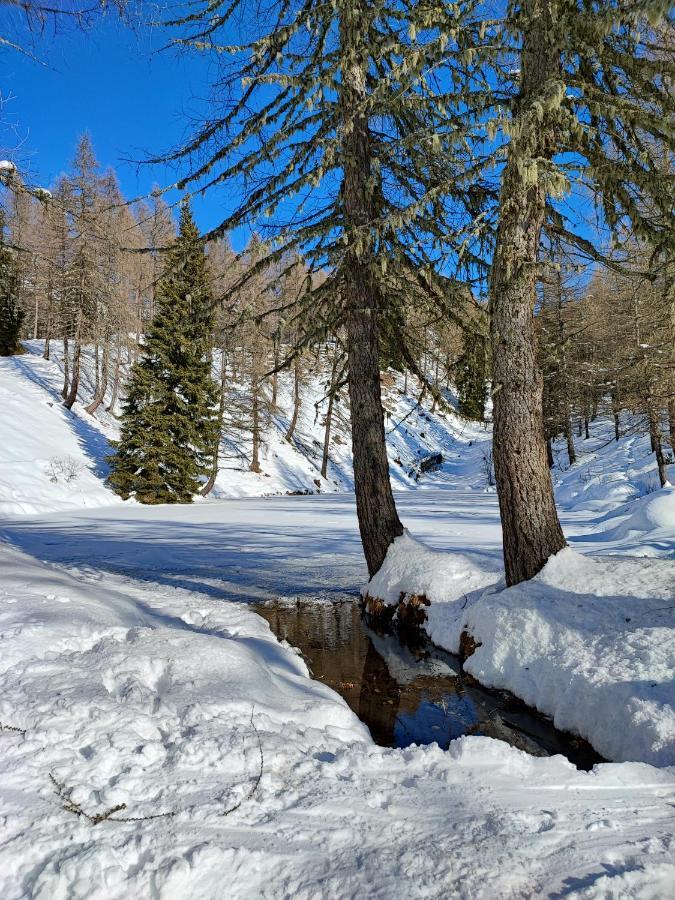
top-left (107, 203), bottom-right (219, 503)
top-left (0, 212), bottom-right (24, 356)
top-left (456, 331), bottom-right (488, 421)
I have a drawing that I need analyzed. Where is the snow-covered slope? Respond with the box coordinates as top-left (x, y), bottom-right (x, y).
top-left (0, 353), bottom-right (121, 517)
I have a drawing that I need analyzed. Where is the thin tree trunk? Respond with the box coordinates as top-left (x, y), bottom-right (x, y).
top-left (321, 350), bottom-right (341, 480)
top-left (488, 0), bottom-right (565, 586)
top-left (271, 336), bottom-right (280, 407)
top-left (62, 333), bottom-right (69, 400)
top-left (612, 390), bottom-right (621, 441)
top-left (340, 3), bottom-right (402, 578)
top-left (202, 348), bottom-right (227, 495)
top-left (649, 409), bottom-right (668, 488)
top-left (564, 416), bottom-right (576, 466)
top-left (284, 357), bottom-right (301, 442)
top-left (106, 334), bottom-right (122, 413)
top-left (85, 332), bottom-right (110, 415)
top-left (250, 382), bottom-right (262, 473)
top-left (584, 417), bottom-right (590, 440)
top-left (43, 280), bottom-right (53, 361)
top-left (546, 438), bottom-right (554, 469)
top-left (64, 309), bottom-right (82, 410)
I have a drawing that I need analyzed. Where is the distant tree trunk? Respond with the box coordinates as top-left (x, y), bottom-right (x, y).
top-left (271, 336), bottom-right (280, 407)
top-left (284, 357), bottom-right (301, 442)
top-left (546, 437), bottom-right (554, 469)
top-left (321, 350), bottom-right (341, 480)
top-left (62, 333), bottom-right (69, 399)
top-left (564, 417), bottom-right (576, 466)
top-left (85, 332), bottom-right (110, 415)
top-left (202, 348), bottom-right (227, 495)
top-left (250, 383), bottom-right (262, 473)
top-left (340, 4), bottom-right (402, 578)
top-left (106, 335), bottom-right (122, 413)
top-left (43, 276), bottom-right (53, 360)
top-left (649, 410), bottom-right (668, 488)
top-left (488, 0), bottom-right (565, 586)
top-left (584, 417), bottom-right (590, 440)
top-left (612, 391), bottom-right (621, 441)
top-left (64, 309), bottom-right (82, 410)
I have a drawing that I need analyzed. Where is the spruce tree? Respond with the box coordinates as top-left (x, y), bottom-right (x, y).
top-left (0, 212), bottom-right (24, 356)
top-left (107, 203), bottom-right (219, 503)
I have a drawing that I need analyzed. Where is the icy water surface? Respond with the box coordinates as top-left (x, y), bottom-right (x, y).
top-left (256, 599), bottom-right (603, 770)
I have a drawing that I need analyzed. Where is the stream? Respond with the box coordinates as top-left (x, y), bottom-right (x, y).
top-left (256, 598), bottom-right (603, 770)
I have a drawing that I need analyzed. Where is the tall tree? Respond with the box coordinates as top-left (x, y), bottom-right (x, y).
top-left (0, 211), bottom-right (24, 356)
top-left (107, 203), bottom-right (219, 503)
top-left (483, 0), bottom-right (673, 584)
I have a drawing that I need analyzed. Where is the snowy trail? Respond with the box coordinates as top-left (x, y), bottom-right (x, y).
top-left (1, 540), bottom-right (674, 899)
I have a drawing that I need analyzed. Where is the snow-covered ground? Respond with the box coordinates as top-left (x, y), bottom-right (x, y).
top-left (1, 344), bottom-right (674, 897)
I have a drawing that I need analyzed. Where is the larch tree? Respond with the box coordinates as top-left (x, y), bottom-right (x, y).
top-left (0, 210), bottom-right (24, 356)
top-left (107, 203), bottom-right (220, 503)
top-left (477, 0), bottom-right (674, 584)
top-left (157, 0), bottom-right (492, 576)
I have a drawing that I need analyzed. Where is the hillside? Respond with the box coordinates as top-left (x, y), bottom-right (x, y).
top-left (0, 340), bottom-right (671, 521)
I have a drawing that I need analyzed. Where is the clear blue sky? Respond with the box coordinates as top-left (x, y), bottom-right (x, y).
top-left (2, 11), bottom-right (244, 243)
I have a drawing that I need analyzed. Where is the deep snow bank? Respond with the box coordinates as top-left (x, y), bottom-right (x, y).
top-left (2, 540), bottom-right (675, 898)
top-left (366, 526), bottom-right (675, 766)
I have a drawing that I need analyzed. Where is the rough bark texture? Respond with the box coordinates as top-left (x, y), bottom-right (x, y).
top-left (488, 0), bottom-right (566, 586)
top-left (669, 398), bottom-right (675, 453)
top-left (340, 2), bottom-right (403, 577)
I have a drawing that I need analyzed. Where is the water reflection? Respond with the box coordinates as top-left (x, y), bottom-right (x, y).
top-left (256, 600), bottom-right (602, 769)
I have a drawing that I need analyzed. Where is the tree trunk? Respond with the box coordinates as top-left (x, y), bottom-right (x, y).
top-left (202, 348), bottom-right (227, 495)
top-left (64, 310), bottom-right (82, 410)
top-left (62, 333), bottom-right (69, 400)
top-left (488, 0), bottom-right (565, 586)
top-left (85, 332), bottom-right (110, 415)
top-left (564, 416), bottom-right (576, 466)
top-left (284, 357), bottom-right (301, 442)
top-left (340, 2), bottom-right (403, 578)
top-left (668, 398), bottom-right (675, 453)
top-left (250, 383), bottom-right (262, 473)
top-left (649, 409), bottom-right (668, 488)
top-left (43, 276), bottom-right (53, 361)
top-left (106, 335), bottom-right (122, 413)
top-left (546, 438), bottom-right (554, 469)
top-left (612, 391), bottom-right (621, 441)
top-left (321, 350), bottom-right (341, 480)
top-left (584, 417), bottom-right (590, 440)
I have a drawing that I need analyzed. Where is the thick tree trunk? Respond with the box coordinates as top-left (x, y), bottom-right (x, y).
top-left (668, 398), bottom-right (675, 453)
top-left (64, 310), bottom-right (82, 410)
top-left (284, 357), bottom-right (301, 442)
top-left (488, 0), bottom-right (565, 586)
top-left (340, 3), bottom-right (402, 578)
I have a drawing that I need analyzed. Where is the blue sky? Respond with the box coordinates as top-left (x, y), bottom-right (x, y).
top-left (2, 11), bottom-right (241, 242)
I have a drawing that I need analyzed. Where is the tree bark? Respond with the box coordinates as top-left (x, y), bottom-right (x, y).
top-left (668, 398), bottom-right (675, 453)
top-left (649, 409), bottom-right (668, 488)
top-left (321, 349), bottom-right (341, 480)
top-left (85, 331), bottom-right (110, 415)
top-left (488, 0), bottom-right (565, 586)
top-left (564, 417), bottom-right (576, 466)
top-left (63, 309), bottom-right (82, 410)
top-left (284, 357), bottom-right (301, 442)
top-left (62, 333), bottom-right (69, 400)
top-left (202, 348), bottom-right (227, 495)
top-left (340, 1), bottom-right (403, 577)
top-left (250, 382), bottom-right (262, 473)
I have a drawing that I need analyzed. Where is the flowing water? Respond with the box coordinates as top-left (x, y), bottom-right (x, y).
top-left (256, 598), bottom-right (603, 770)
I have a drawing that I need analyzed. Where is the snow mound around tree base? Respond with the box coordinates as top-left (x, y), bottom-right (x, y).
top-left (365, 535), bottom-right (675, 766)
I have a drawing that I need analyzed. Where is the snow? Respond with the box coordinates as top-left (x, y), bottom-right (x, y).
top-left (1, 539), bottom-right (675, 898)
top-left (2, 342), bottom-right (675, 895)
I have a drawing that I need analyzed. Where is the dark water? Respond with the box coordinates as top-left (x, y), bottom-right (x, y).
top-left (256, 599), bottom-right (603, 770)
